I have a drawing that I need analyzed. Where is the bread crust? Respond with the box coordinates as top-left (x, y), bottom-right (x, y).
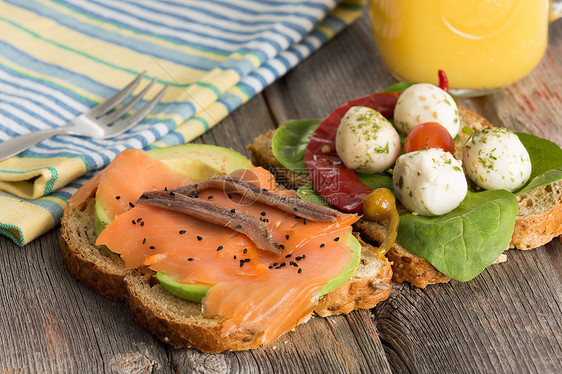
top-left (353, 220), bottom-right (450, 288)
top-left (125, 269), bottom-right (264, 353)
top-left (315, 235), bottom-right (392, 315)
top-left (511, 181), bottom-right (562, 249)
top-left (246, 106), bottom-right (561, 288)
top-left (60, 198), bottom-right (127, 301)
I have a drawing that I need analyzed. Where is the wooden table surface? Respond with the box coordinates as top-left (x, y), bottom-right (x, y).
top-left (1, 9), bottom-right (561, 374)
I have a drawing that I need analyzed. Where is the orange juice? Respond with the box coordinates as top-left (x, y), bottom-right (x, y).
top-left (369, 0), bottom-right (551, 91)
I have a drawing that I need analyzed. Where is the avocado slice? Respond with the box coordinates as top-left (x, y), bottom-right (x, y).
top-left (155, 233), bottom-right (362, 303)
top-left (154, 273), bottom-right (212, 303)
top-left (147, 143), bottom-right (253, 178)
top-left (93, 144), bottom-right (253, 235)
top-left (94, 200), bottom-right (112, 236)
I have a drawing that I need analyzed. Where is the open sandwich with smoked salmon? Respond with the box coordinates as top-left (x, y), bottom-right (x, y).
top-left (59, 144), bottom-right (392, 353)
top-left (247, 82), bottom-right (562, 288)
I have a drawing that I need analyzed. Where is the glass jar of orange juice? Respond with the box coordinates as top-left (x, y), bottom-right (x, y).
top-left (369, 0), bottom-right (561, 95)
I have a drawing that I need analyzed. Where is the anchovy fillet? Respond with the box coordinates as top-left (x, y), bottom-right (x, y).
top-left (173, 177), bottom-right (340, 223)
top-left (137, 191), bottom-right (282, 254)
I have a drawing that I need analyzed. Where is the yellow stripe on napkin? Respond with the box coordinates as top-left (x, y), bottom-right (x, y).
top-left (0, 157), bottom-right (87, 200)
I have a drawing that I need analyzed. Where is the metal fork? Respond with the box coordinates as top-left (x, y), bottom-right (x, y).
top-left (0, 72), bottom-right (168, 161)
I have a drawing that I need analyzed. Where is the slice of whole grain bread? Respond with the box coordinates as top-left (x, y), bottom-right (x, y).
top-left (60, 197), bottom-right (392, 352)
top-left (247, 107), bottom-right (562, 287)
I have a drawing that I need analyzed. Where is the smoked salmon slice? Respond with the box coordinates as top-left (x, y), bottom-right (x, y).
top-left (68, 148), bottom-right (192, 221)
top-left (81, 150), bottom-right (359, 346)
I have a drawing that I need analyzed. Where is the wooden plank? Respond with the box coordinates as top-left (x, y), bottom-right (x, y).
top-left (0, 231), bottom-right (171, 373)
top-left (375, 243), bottom-right (562, 374)
top-left (169, 313), bottom-right (391, 374)
top-left (193, 94), bottom-right (277, 159)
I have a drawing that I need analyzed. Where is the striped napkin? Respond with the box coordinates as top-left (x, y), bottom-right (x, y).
top-left (0, 0), bottom-right (366, 245)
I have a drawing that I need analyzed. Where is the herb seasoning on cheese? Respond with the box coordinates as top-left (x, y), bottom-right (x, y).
top-left (463, 127), bottom-right (531, 191)
top-left (335, 106), bottom-right (401, 173)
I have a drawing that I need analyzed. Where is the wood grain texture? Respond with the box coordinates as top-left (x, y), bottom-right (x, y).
top-left (0, 229), bottom-right (169, 373)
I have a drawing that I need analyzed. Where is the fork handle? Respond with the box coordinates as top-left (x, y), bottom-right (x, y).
top-left (0, 127), bottom-right (68, 161)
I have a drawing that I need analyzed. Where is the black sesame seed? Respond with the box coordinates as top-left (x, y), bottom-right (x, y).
top-left (272, 263), bottom-right (278, 266)
top-left (188, 258), bottom-right (194, 261)
top-left (128, 202), bottom-right (135, 208)
top-left (293, 207), bottom-right (298, 212)
top-left (239, 260), bottom-right (244, 267)
top-left (115, 196), bottom-right (121, 200)
top-left (262, 188), bottom-right (268, 192)
top-left (263, 219), bottom-right (269, 223)
top-left (208, 196), bottom-right (213, 200)
top-left (132, 220), bottom-right (136, 224)
top-left (260, 212), bottom-right (266, 216)
top-left (142, 238), bottom-right (146, 245)
top-left (280, 197), bottom-right (286, 202)
top-left (298, 268), bottom-right (302, 274)
top-left (295, 256), bottom-right (302, 261)
top-left (197, 236), bottom-right (202, 241)
top-left (243, 248), bottom-right (247, 254)
top-left (140, 221), bottom-right (145, 227)
top-left (244, 258), bottom-right (251, 263)
top-left (334, 237), bottom-right (340, 242)
top-left (268, 265), bottom-right (273, 269)
top-left (320, 243), bottom-right (325, 248)
top-left (302, 254), bottom-right (306, 259)
top-left (234, 255), bottom-right (237, 260)
top-left (164, 187), bottom-right (168, 191)
top-left (150, 245), bottom-right (155, 249)
top-left (280, 262), bottom-right (286, 267)
top-left (179, 230), bottom-right (186, 234)
top-left (279, 244), bottom-right (285, 250)
top-left (290, 261), bottom-right (298, 267)
top-left (285, 235), bottom-right (290, 240)
top-left (285, 254), bottom-right (292, 258)
top-left (236, 225), bottom-right (242, 229)
top-left (136, 218), bottom-right (142, 223)
top-left (169, 191), bottom-right (175, 196)
top-left (230, 209), bottom-right (236, 214)
top-left (228, 194), bottom-right (233, 199)
top-left (303, 219), bottom-right (307, 225)
top-left (217, 246), bottom-right (223, 251)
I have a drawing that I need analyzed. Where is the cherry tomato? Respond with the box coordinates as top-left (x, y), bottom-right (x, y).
top-left (403, 122), bottom-right (455, 154)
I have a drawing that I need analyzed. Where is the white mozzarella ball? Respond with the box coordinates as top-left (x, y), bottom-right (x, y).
top-left (393, 148), bottom-right (468, 216)
top-left (463, 127), bottom-right (531, 191)
top-left (336, 106), bottom-right (401, 174)
top-left (394, 83), bottom-right (460, 138)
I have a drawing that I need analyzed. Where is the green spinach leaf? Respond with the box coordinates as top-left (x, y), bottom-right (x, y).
top-left (515, 132), bottom-right (562, 195)
top-left (271, 119), bottom-right (321, 173)
top-left (297, 184), bottom-right (333, 208)
top-left (397, 190), bottom-right (518, 282)
top-left (384, 82), bottom-right (414, 93)
top-left (357, 173), bottom-right (393, 191)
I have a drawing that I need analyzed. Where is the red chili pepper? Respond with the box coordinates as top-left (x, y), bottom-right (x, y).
top-left (438, 70), bottom-right (449, 92)
top-left (304, 92), bottom-right (400, 213)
